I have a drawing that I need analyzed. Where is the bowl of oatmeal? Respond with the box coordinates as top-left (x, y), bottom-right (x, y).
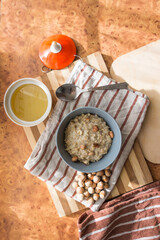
top-left (56, 107), bottom-right (122, 173)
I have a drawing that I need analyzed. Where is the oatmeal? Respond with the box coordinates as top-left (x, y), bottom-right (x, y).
top-left (64, 113), bottom-right (113, 165)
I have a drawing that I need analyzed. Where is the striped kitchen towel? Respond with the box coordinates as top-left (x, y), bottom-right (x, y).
top-left (78, 180), bottom-right (160, 240)
top-left (24, 60), bottom-right (149, 211)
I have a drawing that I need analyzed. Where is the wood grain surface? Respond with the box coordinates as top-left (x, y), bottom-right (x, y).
top-left (1, 0), bottom-right (160, 239)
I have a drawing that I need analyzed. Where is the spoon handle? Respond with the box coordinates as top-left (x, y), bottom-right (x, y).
top-left (87, 82), bottom-right (128, 91)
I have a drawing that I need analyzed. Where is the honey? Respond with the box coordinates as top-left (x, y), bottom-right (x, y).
top-left (11, 84), bottom-right (48, 122)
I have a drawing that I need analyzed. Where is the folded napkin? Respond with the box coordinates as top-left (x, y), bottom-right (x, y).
top-left (24, 60), bottom-right (149, 211)
top-left (78, 180), bottom-right (160, 240)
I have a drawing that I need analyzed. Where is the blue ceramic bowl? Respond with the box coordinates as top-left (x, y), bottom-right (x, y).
top-left (56, 107), bottom-right (122, 173)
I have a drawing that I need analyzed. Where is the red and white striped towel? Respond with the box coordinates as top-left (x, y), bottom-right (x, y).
top-left (24, 60), bottom-right (149, 211)
top-left (78, 180), bottom-right (160, 240)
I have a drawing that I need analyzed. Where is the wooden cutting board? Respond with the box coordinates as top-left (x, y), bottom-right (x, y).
top-left (23, 51), bottom-right (153, 217)
top-left (110, 40), bottom-right (160, 164)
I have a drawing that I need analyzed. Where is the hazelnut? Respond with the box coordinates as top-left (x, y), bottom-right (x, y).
top-left (93, 143), bottom-right (100, 148)
top-left (99, 190), bottom-right (106, 199)
top-left (85, 179), bottom-right (92, 188)
top-left (72, 182), bottom-right (78, 189)
top-left (88, 151), bottom-right (94, 156)
top-left (83, 160), bottom-right (89, 165)
top-left (78, 181), bottom-right (85, 188)
top-left (72, 156), bottom-right (78, 162)
top-left (97, 181), bottom-right (104, 190)
top-left (76, 194), bottom-right (84, 201)
top-left (88, 187), bottom-right (94, 194)
top-left (96, 170), bottom-right (104, 177)
top-left (93, 175), bottom-right (100, 183)
top-left (93, 193), bottom-right (99, 201)
top-left (79, 174), bottom-right (86, 182)
top-left (88, 173), bottom-right (94, 180)
top-left (102, 175), bottom-right (109, 183)
top-left (109, 131), bottom-right (114, 138)
top-left (85, 185), bottom-right (89, 190)
top-left (93, 125), bottom-right (99, 132)
top-left (76, 187), bottom-right (84, 194)
top-left (105, 169), bottom-right (111, 177)
top-left (80, 144), bottom-right (86, 150)
top-left (83, 191), bottom-right (90, 199)
top-left (91, 182), bottom-right (97, 188)
top-left (95, 187), bottom-right (101, 194)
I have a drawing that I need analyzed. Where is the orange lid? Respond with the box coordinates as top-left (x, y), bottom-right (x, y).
top-left (39, 35), bottom-right (76, 70)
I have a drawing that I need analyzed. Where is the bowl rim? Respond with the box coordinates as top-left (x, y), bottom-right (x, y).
top-left (3, 78), bottom-right (52, 127)
top-left (56, 106), bottom-right (122, 173)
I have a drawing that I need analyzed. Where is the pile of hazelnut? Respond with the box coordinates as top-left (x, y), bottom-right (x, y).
top-left (72, 166), bottom-right (111, 205)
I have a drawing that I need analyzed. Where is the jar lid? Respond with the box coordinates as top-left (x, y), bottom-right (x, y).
top-left (39, 35), bottom-right (76, 70)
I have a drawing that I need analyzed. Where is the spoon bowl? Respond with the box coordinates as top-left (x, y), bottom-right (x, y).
top-left (55, 82), bottom-right (128, 101)
top-left (56, 84), bottom-right (78, 101)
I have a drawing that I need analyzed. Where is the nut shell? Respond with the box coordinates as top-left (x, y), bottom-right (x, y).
top-left (76, 187), bottom-right (84, 194)
top-left (79, 174), bottom-right (86, 182)
top-left (95, 187), bottom-right (101, 194)
top-left (83, 191), bottom-right (90, 199)
top-left (99, 190), bottom-right (106, 199)
top-left (109, 131), bottom-right (114, 138)
top-left (72, 156), bottom-right (78, 162)
top-left (105, 169), bottom-right (111, 177)
top-left (88, 173), bottom-right (94, 180)
top-left (88, 187), bottom-right (94, 194)
top-left (97, 181), bottom-right (104, 190)
top-left (93, 175), bottom-right (100, 183)
top-left (85, 179), bottom-right (92, 188)
top-left (91, 182), bottom-right (97, 188)
top-left (88, 151), bottom-right (94, 156)
top-left (93, 125), bottom-right (99, 132)
top-left (96, 170), bottom-right (104, 177)
top-left (78, 181), bottom-right (85, 187)
top-left (102, 175), bottom-right (109, 182)
top-left (93, 193), bottom-right (99, 201)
